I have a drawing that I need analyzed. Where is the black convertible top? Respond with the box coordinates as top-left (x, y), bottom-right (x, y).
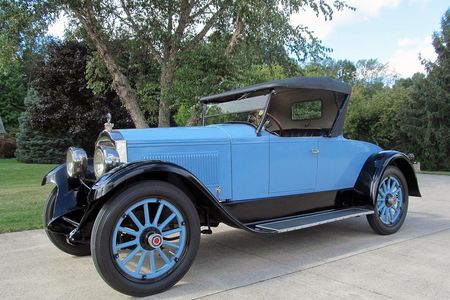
top-left (200, 76), bottom-right (352, 103)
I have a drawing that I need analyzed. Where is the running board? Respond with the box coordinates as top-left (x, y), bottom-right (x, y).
top-left (253, 207), bottom-right (374, 233)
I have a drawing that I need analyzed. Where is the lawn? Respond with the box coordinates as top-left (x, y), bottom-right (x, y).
top-left (0, 159), bottom-right (57, 233)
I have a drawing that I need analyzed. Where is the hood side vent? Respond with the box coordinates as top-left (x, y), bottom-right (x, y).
top-left (144, 152), bottom-right (219, 186)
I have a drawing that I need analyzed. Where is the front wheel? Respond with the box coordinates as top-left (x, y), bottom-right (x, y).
top-left (43, 187), bottom-right (91, 256)
top-left (367, 166), bottom-right (409, 235)
top-left (91, 181), bottom-right (200, 297)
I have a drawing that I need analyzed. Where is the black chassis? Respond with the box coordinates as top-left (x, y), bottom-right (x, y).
top-left (43, 150), bottom-right (420, 244)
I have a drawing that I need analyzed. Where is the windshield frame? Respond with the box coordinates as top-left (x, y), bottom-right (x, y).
top-left (202, 91), bottom-right (274, 135)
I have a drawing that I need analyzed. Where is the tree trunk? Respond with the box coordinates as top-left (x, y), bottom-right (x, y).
top-left (73, 6), bottom-right (148, 128)
top-left (89, 36), bottom-right (148, 128)
top-left (158, 62), bottom-right (176, 127)
top-left (186, 104), bottom-right (203, 126)
top-left (225, 16), bottom-right (243, 57)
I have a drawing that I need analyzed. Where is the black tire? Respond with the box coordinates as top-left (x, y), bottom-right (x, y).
top-left (367, 166), bottom-right (409, 235)
top-left (43, 187), bottom-right (91, 256)
top-left (91, 181), bottom-right (200, 297)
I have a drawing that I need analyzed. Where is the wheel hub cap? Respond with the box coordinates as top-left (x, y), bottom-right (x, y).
top-left (148, 233), bottom-right (163, 248)
top-left (386, 194), bottom-right (398, 206)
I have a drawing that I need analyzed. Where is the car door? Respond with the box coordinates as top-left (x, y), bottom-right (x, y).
top-left (223, 125), bottom-right (270, 201)
top-left (269, 135), bottom-right (319, 195)
top-left (316, 136), bottom-right (382, 191)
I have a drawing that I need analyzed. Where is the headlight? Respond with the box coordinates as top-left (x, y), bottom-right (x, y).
top-left (94, 146), bottom-right (120, 178)
top-left (66, 147), bottom-right (88, 178)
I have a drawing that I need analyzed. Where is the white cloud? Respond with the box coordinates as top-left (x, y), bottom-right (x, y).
top-left (397, 37), bottom-right (423, 47)
top-left (353, 0), bottom-right (401, 16)
top-left (291, 0), bottom-right (402, 39)
top-left (387, 36), bottom-right (436, 77)
top-left (47, 14), bottom-right (67, 38)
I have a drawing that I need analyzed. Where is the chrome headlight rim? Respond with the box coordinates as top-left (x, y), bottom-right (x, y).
top-left (93, 147), bottom-right (105, 179)
top-left (66, 147), bottom-right (88, 178)
top-left (93, 145), bottom-right (121, 178)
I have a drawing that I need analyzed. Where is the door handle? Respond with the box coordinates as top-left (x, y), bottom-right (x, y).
top-left (311, 148), bottom-right (320, 154)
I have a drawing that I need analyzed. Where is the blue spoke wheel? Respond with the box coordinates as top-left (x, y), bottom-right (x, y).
top-left (367, 166), bottom-right (409, 235)
top-left (376, 176), bottom-right (403, 225)
top-left (91, 181), bottom-right (200, 297)
top-left (112, 199), bottom-right (187, 279)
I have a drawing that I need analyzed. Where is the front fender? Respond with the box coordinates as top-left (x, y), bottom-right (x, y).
top-left (42, 163), bottom-right (83, 220)
top-left (354, 150), bottom-right (421, 204)
top-left (89, 161), bottom-right (206, 200)
top-left (88, 161), bottom-right (255, 232)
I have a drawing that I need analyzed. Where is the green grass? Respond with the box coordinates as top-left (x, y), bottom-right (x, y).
top-left (0, 159), bottom-right (57, 233)
top-left (418, 171), bottom-right (450, 176)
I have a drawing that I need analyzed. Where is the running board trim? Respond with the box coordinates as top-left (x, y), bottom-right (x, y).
top-left (254, 208), bottom-right (374, 233)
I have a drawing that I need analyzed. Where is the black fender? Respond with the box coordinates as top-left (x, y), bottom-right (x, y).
top-left (88, 161), bottom-right (255, 232)
top-left (42, 163), bottom-right (92, 236)
top-left (354, 150), bottom-right (421, 204)
top-left (42, 164), bottom-right (83, 220)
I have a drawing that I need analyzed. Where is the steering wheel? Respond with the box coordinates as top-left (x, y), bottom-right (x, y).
top-left (265, 112), bottom-right (283, 136)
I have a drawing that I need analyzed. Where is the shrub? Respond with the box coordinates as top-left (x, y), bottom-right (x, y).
top-left (0, 134), bottom-right (16, 158)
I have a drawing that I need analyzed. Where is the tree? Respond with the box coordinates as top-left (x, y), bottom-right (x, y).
top-left (302, 59), bottom-right (357, 83)
top-left (0, 0), bottom-right (56, 66)
top-left (59, 0), bottom-right (350, 127)
top-left (345, 82), bottom-right (411, 149)
top-left (84, 39), bottom-right (162, 126)
top-left (174, 62), bottom-right (290, 125)
top-left (0, 0), bottom-right (57, 135)
top-left (355, 59), bottom-right (398, 89)
top-left (0, 62), bottom-right (26, 135)
top-left (15, 89), bottom-right (73, 163)
top-left (26, 40), bottom-right (133, 152)
top-left (402, 9), bottom-right (450, 170)
top-left (169, 30), bottom-right (301, 126)
top-left (344, 8), bottom-right (450, 170)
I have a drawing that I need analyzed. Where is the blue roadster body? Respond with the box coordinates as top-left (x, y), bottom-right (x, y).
top-left (117, 124), bottom-right (381, 200)
top-left (42, 77), bottom-right (420, 296)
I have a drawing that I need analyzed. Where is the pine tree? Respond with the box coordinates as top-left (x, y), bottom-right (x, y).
top-left (15, 89), bottom-right (72, 163)
top-left (403, 9), bottom-right (450, 170)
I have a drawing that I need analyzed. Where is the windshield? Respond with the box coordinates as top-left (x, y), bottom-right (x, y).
top-left (203, 94), bottom-right (269, 127)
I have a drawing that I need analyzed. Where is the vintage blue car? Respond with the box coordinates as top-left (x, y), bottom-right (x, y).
top-left (42, 77), bottom-right (420, 296)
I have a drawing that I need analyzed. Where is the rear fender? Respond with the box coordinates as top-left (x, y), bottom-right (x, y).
top-left (354, 150), bottom-right (421, 205)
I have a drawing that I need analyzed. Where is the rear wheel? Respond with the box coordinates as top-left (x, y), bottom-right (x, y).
top-left (367, 166), bottom-right (409, 235)
top-left (43, 187), bottom-right (91, 256)
top-left (91, 181), bottom-right (200, 297)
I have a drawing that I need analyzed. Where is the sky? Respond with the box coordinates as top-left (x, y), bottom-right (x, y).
top-left (292, 0), bottom-right (448, 77)
top-left (48, 0), bottom-right (449, 78)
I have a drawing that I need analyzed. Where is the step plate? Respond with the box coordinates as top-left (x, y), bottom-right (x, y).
top-left (255, 208), bottom-right (374, 233)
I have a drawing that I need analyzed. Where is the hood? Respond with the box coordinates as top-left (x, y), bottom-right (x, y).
top-left (116, 125), bottom-right (232, 145)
